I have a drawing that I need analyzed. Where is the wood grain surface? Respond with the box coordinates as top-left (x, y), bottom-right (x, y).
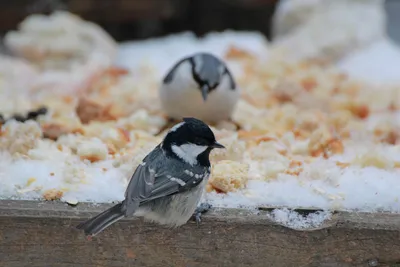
top-left (0, 200), bottom-right (399, 267)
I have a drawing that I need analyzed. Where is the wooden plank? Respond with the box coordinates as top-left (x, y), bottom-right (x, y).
top-left (0, 200), bottom-right (400, 267)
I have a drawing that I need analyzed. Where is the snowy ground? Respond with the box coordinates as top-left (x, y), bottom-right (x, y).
top-left (116, 31), bottom-right (400, 86)
top-left (337, 38), bottom-right (400, 85)
top-left (1, 31), bottom-right (400, 225)
top-left (116, 31), bottom-right (269, 80)
top-left (117, 32), bottom-right (400, 214)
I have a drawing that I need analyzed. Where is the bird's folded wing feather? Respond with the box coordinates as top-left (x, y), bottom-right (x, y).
top-left (123, 157), bottom-right (206, 215)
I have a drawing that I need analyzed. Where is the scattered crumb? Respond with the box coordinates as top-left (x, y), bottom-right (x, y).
top-left (1, 29), bottom-right (400, 216)
top-left (43, 189), bottom-right (64, 201)
top-left (209, 160), bottom-right (249, 193)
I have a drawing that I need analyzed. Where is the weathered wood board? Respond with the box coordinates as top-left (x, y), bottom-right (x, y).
top-left (0, 200), bottom-right (399, 267)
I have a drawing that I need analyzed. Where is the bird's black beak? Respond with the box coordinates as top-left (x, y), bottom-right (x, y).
top-left (211, 141), bottom-right (225, 149)
top-left (201, 85), bottom-right (209, 102)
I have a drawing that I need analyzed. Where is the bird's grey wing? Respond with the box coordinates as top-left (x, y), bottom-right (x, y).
top-left (223, 66), bottom-right (236, 90)
top-left (140, 161), bottom-right (206, 204)
top-left (124, 159), bottom-right (206, 214)
top-left (123, 145), bottom-right (162, 214)
top-left (190, 55), bottom-right (221, 89)
top-left (151, 163), bottom-right (205, 195)
top-left (123, 163), bottom-right (157, 215)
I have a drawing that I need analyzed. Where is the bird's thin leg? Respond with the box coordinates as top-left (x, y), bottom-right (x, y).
top-left (192, 203), bottom-right (212, 226)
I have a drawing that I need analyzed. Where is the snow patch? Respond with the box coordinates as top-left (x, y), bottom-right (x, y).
top-left (267, 208), bottom-right (333, 230)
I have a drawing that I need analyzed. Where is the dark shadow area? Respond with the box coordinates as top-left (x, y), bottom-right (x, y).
top-left (0, 0), bottom-right (278, 42)
top-left (386, 0), bottom-right (400, 45)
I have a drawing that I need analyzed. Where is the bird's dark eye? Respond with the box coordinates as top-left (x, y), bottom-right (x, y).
top-left (193, 137), bottom-right (208, 146)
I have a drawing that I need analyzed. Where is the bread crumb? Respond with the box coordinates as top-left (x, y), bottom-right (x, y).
top-left (209, 160), bottom-right (249, 193)
top-left (224, 46), bottom-right (255, 60)
top-left (352, 153), bottom-right (394, 169)
top-left (336, 162), bottom-right (350, 168)
top-left (77, 138), bottom-right (108, 162)
top-left (43, 189), bottom-right (63, 201)
top-left (0, 120), bottom-right (42, 156)
top-left (76, 97), bottom-right (117, 124)
top-left (26, 177), bottom-right (36, 187)
top-left (308, 127), bottom-right (344, 157)
top-left (210, 133), bottom-right (246, 162)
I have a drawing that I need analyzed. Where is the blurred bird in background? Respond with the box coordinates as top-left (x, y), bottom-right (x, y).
top-left (159, 52), bottom-right (239, 124)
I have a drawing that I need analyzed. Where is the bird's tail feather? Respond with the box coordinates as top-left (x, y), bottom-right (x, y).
top-left (76, 202), bottom-right (125, 237)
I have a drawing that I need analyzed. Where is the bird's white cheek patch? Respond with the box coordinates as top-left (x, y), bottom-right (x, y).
top-left (171, 144), bottom-right (208, 165)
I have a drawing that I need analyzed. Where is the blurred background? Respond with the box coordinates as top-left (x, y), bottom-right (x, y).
top-left (1, 0), bottom-right (400, 92)
top-left (0, 0), bottom-right (398, 43)
top-left (386, 0), bottom-right (400, 44)
top-left (2, 0), bottom-right (278, 42)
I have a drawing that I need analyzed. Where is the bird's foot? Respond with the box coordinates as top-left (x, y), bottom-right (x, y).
top-left (192, 203), bottom-right (212, 227)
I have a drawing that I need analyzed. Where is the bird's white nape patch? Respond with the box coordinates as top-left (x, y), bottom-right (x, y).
top-left (171, 144), bottom-right (208, 165)
top-left (169, 122), bottom-right (185, 133)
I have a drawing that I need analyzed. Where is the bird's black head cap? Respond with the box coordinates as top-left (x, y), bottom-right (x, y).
top-left (162, 117), bottom-right (224, 150)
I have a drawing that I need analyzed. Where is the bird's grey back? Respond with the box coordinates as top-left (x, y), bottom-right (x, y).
top-left (192, 53), bottom-right (224, 89)
top-left (163, 53), bottom-right (236, 90)
top-left (191, 53), bottom-right (236, 91)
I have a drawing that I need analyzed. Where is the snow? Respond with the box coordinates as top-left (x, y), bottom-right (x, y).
top-left (0, 152), bottom-right (127, 203)
top-left (206, 164), bottom-right (400, 212)
top-left (116, 31), bottom-right (269, 77)
top-left (205, 113), bottom-right (400, 212)
top-left (337, 38), bottom-right (400, 85)
top-left (1, 30), bottom-right (400, 217)
top-left (116, 30), bottom-right (400, 87)
top-left (267, 208), bottom-right (332, 230)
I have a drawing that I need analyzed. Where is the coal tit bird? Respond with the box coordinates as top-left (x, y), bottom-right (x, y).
top-left (159, 52), bottom-right (239, 123)
top-left (76, 117), bottom-right (224, 237)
